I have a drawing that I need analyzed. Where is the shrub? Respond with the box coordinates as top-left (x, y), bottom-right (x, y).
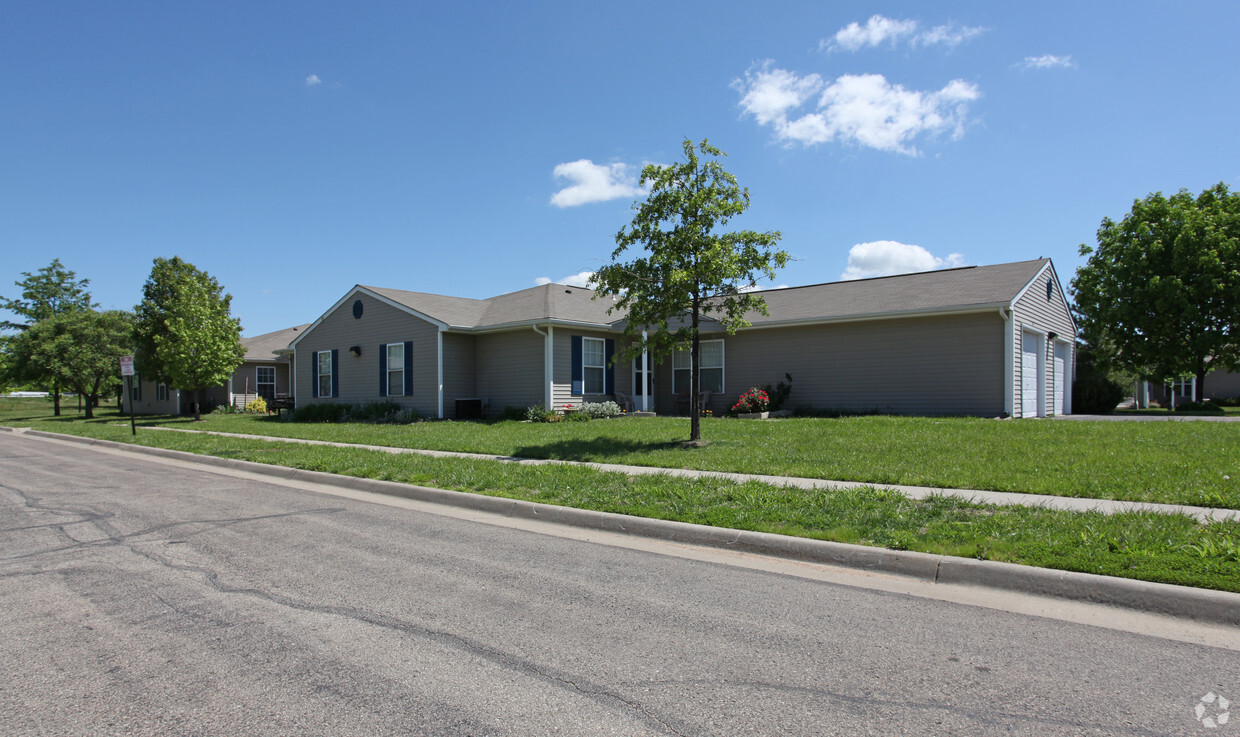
top-left (1174, 400), bottom-right (1225, 414)
top-left (212, 404), bottom-right (239, 415)
top-left (292, 403), bottom-right (352, 423)
top-left (1212, 396), bottom-right (1240, 407)
top-left (350, 400), bottom-right (404, 423)
top-left (581, 401), bottom-right (622, 419)
top-left (524, 404), bottom-right (557, 422)
top-left (1072, 372), bottom-right (1124, 414)
top-left (495, 406), bottom-right (526, 422)
top-left (244, 397), bottom-right (268, 414)
top-left (731, 387), bottom-right (770, 414)
top-left (761, 373), bottom-right (793, 411)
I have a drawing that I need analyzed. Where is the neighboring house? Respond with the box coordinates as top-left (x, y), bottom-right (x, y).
top-left (123, 324), bottom-right (308, 415)
top-left (290, 258), bottom-right (1076, 419)
top-left (1139, 370), bottom-right (1240, 407)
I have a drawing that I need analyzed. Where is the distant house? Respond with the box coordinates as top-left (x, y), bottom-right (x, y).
top-left (1139, 370), bottom-right (1240, 407)
top-left (123, 324), bottom-right (308, 415)
top-left (289, 258), bottom-right (1076, 419)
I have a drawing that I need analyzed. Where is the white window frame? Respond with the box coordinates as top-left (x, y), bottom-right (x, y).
top-left (317, 351), bottom-right (333, 398)
top-left (256, 366), bottom-right (275, 399)
top-left (582, 337), bottom-right (605, 395)
top-left (673, 340), bottom-right (724, 394)
top-left (386, 343), bottom-right (405, 397)
top-left (156, 383), bottom-right (169, 402)
top-left (1170, 377), bottom-right (1196, 402)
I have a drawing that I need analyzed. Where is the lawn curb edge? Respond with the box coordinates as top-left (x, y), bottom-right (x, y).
top-left (14, 427), bottom-right (1240, 627)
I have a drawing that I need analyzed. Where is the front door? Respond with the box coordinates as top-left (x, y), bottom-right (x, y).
top-left (633, 356), bottom-right (654, 411)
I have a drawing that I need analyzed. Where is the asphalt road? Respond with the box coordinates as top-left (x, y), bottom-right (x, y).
top-left (1, 432), bottom-right (1237, 736)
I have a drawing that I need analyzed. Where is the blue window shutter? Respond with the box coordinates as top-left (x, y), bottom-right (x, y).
top-left (378, 344), bottom-right (387, 397)
top-left (404, 340), bottom-right (413, 396)
top-left (571, 335), bottom-right (583, 396)
top-left (604, 339), bottom-right (615, 395)
top-left (311, 353), bottom-right (319, 398)
top-left (331, 349), bottom-right (339, 398)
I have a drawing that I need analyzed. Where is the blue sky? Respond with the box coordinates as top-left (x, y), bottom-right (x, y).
top-left (3, 2), bottom-right (1237, 337)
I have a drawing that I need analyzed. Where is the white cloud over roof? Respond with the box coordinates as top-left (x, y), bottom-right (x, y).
top-left (823, 15), bottom-right (985, 52)
top-left (534, 270), bottom-right (595, 288)
top-left (305, 74), bottom-right (322, 87)
top-left (1019, 54), bottom-right (1076, 70)
top-left (550, 160), bottom-right (645, 207)
top-left (735, 64), bottom-right (980, 155)
top-left (840, 241), bottom-right (966, 280)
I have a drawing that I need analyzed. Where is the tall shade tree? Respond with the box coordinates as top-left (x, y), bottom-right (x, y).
top-left (0, 258), bottom-right (96, 415)
top-left (133, 257), bottom-right (245, 420)
top-left (6, 309), bottom-right (132, 419)
top-left (1071, 182), bottom-right (1240, 396)
top-left (592, 138), bottom-right (787, 443)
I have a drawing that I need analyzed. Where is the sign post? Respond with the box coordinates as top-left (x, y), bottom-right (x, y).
top-left (119, 356), bottom-right (136, 436)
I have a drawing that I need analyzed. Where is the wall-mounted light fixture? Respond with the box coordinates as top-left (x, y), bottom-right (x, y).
top-left (1047, 332), bottom-right (1058, 341)
top-left (349, 345), bottom-right (362, 356)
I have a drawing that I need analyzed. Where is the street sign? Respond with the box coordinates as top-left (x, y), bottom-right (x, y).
top-left (119, 356), bottom-right (134, 376)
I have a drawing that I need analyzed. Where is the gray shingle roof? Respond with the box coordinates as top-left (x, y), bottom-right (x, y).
top-left (358, 259), bottom-right (1051, 331)
top-left (241, 324), bottom-right (311, 361)
top-left (363, 283), bottom-right (622, 330)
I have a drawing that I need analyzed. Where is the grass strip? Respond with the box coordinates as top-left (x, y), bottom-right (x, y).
top-left (9, 414), bottom-right (1239, 593)
top-left (28, 407), bottom-right (1237, 510)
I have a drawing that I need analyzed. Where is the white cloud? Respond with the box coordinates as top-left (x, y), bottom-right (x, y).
top-left (534, 271), bottom-right (595, 288)
top-left (823, 16), bottom-right (984, 52)
top-left (550, 160), bottom-right (646, 208)
top-left (735, 66), bottom-right (980, 155)
top-left (840, 241), bottom-right (965, 280)
top-left (1018, 54), bottom-right (1076, 70)
top-left (914, 23), bottom-right (986, 49)
top-left (305, 74), bottom-right (322, 87)
top-left (824, 15), bottom-right (917, 52)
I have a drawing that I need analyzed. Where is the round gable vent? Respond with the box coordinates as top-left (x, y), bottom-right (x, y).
top-left (352, 299), bottom-right (364, 319)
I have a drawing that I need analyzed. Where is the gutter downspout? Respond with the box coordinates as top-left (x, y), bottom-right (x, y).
top-left (1002, 307), bottom-right (1014, 417)
top-left (532, 324), bottom-right (553, 409)
top-left (437, 329), bottom-right (445, 419)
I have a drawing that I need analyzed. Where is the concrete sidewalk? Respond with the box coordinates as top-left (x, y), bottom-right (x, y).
top-left (148, 425), bottom-right (1240, 524)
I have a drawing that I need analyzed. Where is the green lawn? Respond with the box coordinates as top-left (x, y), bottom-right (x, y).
top-left (2, 401), bottom-right (1238, 593)
top-left (12, 402), bottom-right (1233, 509)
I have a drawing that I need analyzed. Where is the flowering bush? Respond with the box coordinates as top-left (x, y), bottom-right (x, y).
top-left (581, 401), bottom-right (623, 419)
top-left (245, 397), bottom-right (268, 414)
top-left (731, 387), bottom-right (769, 414)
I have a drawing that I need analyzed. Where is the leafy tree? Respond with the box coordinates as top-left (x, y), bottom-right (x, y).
top-left (0, 259), bottom-right (96, 414)
top-left (1071, 182), bottom-right (1240, 395)
top-left (133, 257), bottom-right (245, 420)
top-left (6, 309), bottom-right (132, 419)
top-left (591, 138), bottom-right (787, 443)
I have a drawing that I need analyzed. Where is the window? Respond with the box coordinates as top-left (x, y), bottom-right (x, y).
top-left (386, 343), bottom-right (405, 396)
top-left (582, 337), bottom-right (605, 394)
top-left (156, 383), bottom-right (169, 402)
top-left (673, 340), bottom-right (724, 394)
top-left (131, 374), bottom-right (142, 401)
top-left (317, 351), bottom-right (333, 398)
top-left (256, 366), bottom-right (275, 400)
top-left (1170, 378), bottom-right (1196, 401)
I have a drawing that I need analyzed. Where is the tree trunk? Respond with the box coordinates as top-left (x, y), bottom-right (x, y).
top-left (194, 388), bottom-right (203, 421)
top-left (52, 378), bottom-right (61, 416)
top-left (689, 296), bottom-right (701, 442)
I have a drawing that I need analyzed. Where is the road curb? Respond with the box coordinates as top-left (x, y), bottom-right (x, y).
top-left (15, 428), bottom-right (1240, 626)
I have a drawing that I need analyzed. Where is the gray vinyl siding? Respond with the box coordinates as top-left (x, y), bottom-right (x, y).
top-left (1011, 265), bottom-right (1077, 417)
top-left (229, 360), bottom-right (290, 399)
top-left (441, 333), bottom-right (476, 418)
top-left (552, 328), bottom-right (616, 408)
top-left (719, 313), bottom-right (1006, 416)
top-left (123, 378), bottom-right (183, 415)
top-left (1205, 370), bottom-right (1240, 399)
top-left (295, 293), bottom-right (440, 417)
top-left (475, 329), bottom-right (544, 414)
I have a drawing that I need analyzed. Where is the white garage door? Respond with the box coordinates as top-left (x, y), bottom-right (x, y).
top-left (1053, 342), bottom-right (1068, 415)
top-left (1021, 332), bottom-right (1040, 417)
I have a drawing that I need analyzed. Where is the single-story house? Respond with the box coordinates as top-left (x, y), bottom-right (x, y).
top-left (123, 324), bottom-right (308, 415)
top-left (288, 258), bottom-right (1076, 419)
top-left (1137, 370), bottom-right (1240, 407)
